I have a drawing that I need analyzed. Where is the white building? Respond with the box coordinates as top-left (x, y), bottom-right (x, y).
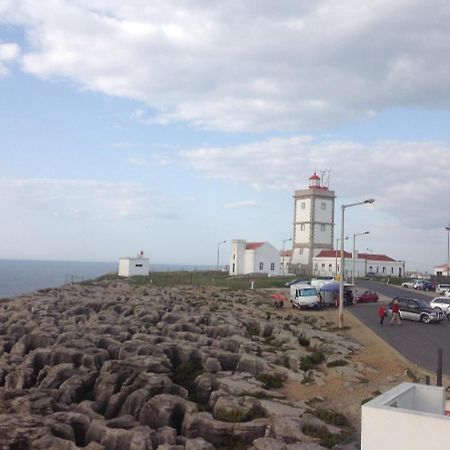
top-left (313, 250), bottom-right (404, 278)
top-left (434, 263), bottom-right (450, 277)
top-left (118, 251), bottom-right (150, 277)
top-left (229, 240), bottom-right (280, 275)
top-left (290, 172), bottom-right (336, 273)
top-left (362, 382), bottom-right (450, 450)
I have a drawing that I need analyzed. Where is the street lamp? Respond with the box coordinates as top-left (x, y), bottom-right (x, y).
top-left (446, 226), bottom-right (450, 278)
top-left (282, 238), bottom-right (292, 275)
top-left (339, 199), bottom-right (375, 328)
top-left (352, 231), bottom-right (370, 285)
top-left (335, 236), bottom-right (348, 277)
top-left (216, 240), bottom-right (227, 271)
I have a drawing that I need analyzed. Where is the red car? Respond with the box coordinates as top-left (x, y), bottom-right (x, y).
top-left (356, 290), bottom-right (379, 303)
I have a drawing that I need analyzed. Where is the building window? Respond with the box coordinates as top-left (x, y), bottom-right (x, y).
top-left (321, 263), bottom-right (325, 269)
top-left (232, 263), bottom-right (235, 273)
top-left (321, 202), bottom-right (326, 210)
top-left (391, 267), bottom-right (394, 274)
top-left (369, 266), bottom-right (373, 271)
top-left (376, 267), bottom-right (379, 273)
top-left (259, 262), bottom-right (264, 270)
top-left (233, 254), bottom-right (236, 260)
top-left (299, 248), bottom-right (304, 254)
top-left (382, 267), bottom-right (386, 273)
top-left (328, 264), bottom-right (332, 271)
top-left (301, 202), bottom-right (305, 210)
top-left (270, 262), bottom-right (275, 271)
top-left (321, 224), bottom-right (325, 231)
top-left (135, 264), bottom-right (143, 267)
top-left (300, 224), bottom-right (305, 231)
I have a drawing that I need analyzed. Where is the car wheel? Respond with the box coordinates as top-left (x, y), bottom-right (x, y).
top-left (421, 314), bottom-right (431, 324)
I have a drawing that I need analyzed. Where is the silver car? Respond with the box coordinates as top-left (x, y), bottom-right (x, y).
top-left (430, 297), bottom-right (450, 319)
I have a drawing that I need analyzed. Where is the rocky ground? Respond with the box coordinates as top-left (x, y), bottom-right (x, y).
top-left (0, 279), bottom-right (426, 449)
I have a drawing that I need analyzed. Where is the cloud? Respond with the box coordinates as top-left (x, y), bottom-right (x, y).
top-left (0, 177), bottom-right (176, 220)
top-left (226, 200), bottom-right (260, 209)
top-left (2, 1), bottom-right (450, 131)
top-left (182, 136), bottom-right (450, 229)
top-left (0, 42), bottom-right (20, 76)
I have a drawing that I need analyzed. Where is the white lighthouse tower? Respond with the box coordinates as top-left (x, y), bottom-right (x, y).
top-left (290, 172), bottom-right (336, 273)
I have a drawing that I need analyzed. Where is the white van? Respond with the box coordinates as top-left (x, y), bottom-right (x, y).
top-left (290, 283), bottom-right (321, 309)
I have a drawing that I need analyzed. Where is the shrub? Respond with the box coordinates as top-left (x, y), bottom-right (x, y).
top-left (257, 373), bottom-right (284, 389)
top-left (302, 424), bottom-right (349, 448)
top-left (326, 359), bottom-right (349, 367)
top-left (298, 336), bottom-right (310, 347)
top-left (299, 351), bottom-right (325, 371)
top-left (312, 408), bottom-right (350, 427)
top-left (171, 360), bottom-right (203, 400)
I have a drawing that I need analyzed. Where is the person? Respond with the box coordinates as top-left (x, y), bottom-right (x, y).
top-left (378, 305), bottom-right (387, 325)
top-left (390, 299), bottom-right (401, 326)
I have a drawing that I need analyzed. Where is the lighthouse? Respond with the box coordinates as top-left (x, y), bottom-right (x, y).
top-left (290, 172), bottom-right (336, 273)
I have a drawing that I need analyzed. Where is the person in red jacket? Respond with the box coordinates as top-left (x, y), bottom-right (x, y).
top-left (378, 305), bottom-right (387, 325)
top-left (390, 299), bottom-right (401, 325)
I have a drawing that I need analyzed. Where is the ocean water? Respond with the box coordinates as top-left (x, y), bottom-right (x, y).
top-left (0, 259), bottom-right (118, 299)
top-left (0, 259), bottom-right (217, 299)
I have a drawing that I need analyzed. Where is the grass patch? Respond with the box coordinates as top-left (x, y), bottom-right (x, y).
top-left (300, 351), bottom-right (325, 371)
top-left (171, 360), bottom-right (203, 400)
top-left (302, 424), bottom-right (349, 448)
top-left (298, 336), bottom-right (310, 347)
top-left (326, 359), bottom-right (349, 367)
top-left (312, 408), bottom-right (351, 427)
top-left (257, 373), bottom-right (284, 389)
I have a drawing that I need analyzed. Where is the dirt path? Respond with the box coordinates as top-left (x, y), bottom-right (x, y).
top-left (278, 302), bottom-right (449, 430)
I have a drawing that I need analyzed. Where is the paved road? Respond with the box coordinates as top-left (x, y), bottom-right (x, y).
top-left (349, 280), bottom-right (450, 377)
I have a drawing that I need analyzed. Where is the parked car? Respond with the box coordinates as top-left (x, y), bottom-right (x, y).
top-left (290, 283), bottom-right (321, 309)
top-left (413, 280), bottom-right (433, 291)
top-left (389, 296), bottom-right (445, 324)
top-left (430, 297), bottom-right (450, 320)
top-left (401, 280), bottom-right (417, 288)
top-left (436, 283), bottom-right (450, 295)
top-left (356, 290), bottom-right (379, 303)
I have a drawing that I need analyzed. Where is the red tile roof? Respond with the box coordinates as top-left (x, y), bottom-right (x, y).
top-left (246, 242), bottom-right (264, 250)
top-left (316, 250), bottom-right (397, 262)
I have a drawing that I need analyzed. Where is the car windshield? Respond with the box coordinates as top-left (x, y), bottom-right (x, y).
top-left (300, 288), bottom-right (317, 296)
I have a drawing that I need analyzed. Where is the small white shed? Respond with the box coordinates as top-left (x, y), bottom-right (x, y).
top-left (118, 251), bottom-right (149, 277)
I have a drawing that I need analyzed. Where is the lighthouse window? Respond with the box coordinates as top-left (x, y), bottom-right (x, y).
top-left (301, 202), bottom-right (305, 210)
top-left (299, 248), bottom-right (304, 255)
top-left (321, 202), bottom-right (326, 210)
top-left (321, 224), bottom-right (325, 231)
top-left (300, 224), bottom-right (305, 230)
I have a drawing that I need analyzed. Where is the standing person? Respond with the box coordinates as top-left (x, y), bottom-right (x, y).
top-left (390, 299), bottom-right (401, 326)
top-left (378, 305), bottom-right (387, 325)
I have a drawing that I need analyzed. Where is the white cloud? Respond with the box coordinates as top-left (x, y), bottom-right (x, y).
top-left (0, 42), bottom-right (20, 76)
top-left (226, 200), bottom-right (260, 209)
top-left (2, 1), bottom-right (450, 130)
top-left (0, 177), bottom-right (177, 220)
top-left (182, 136), bottom-right (450, 230)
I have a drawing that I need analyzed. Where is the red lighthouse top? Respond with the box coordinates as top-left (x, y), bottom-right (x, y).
top-left (309, 172), bottom-right (321, 188)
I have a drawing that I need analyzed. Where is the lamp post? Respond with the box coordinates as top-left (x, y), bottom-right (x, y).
top-left (446, 226), bottom-right (450, 278)
top-left (282, 238), bottom-right (292, 275)
top-left (216, 240), bottom-right (227, 271)
top-left (335, 236), bottom-right (348, 277)
top-left (352, 231), bottom-right (370, 285)
top-left (339, 199), bottom-right (375, 328)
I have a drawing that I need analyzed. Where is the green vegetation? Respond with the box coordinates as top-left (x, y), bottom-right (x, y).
top-left (298, 335), bottom-right (310, 347)
top-left (326, 359), bottom-right (349, 367)
top-left (171, 360), bottom-right (203, 400)
top-left (99, 271), bottom-right (297, 290)
top-left (311, 408), bottom-right (351, 427)
top-left (302, 424), bottom-right (350, 448)
top-left (300, 351), bottom-right (326, 371)
top-left (215, 406), bottom-right (266, 423)
top-left (256, 373), bottom-right (284, 389)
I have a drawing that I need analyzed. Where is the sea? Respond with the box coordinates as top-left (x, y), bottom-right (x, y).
top-left (0, 259), bottom-right (216, 300)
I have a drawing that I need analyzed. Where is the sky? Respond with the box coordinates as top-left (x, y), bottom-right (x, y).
top-left (1, 0), bottom-right (450, 272)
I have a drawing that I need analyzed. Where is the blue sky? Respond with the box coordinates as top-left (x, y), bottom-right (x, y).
top-left (1, 1), bottom-right (450, 271)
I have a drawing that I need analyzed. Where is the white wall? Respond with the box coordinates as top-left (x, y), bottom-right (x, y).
top-left (295, 223), bottom-right (310, 243)
top-left (362, 383), bottom-right (449, 450)
top-left (313, 224), bottom-right (332, 245)
top-left (314, 198), bottom-right (333, 223)
top-left (291, 247), bottom-right (309, 265)
top-left (295, 198), bottom-right (311, 223)
top-left (229, 240), bottom-right (246, 275)
top-left (253, 242), bottom-right (280, 274)
top-left (118, 258), bottom-right (149, 277)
